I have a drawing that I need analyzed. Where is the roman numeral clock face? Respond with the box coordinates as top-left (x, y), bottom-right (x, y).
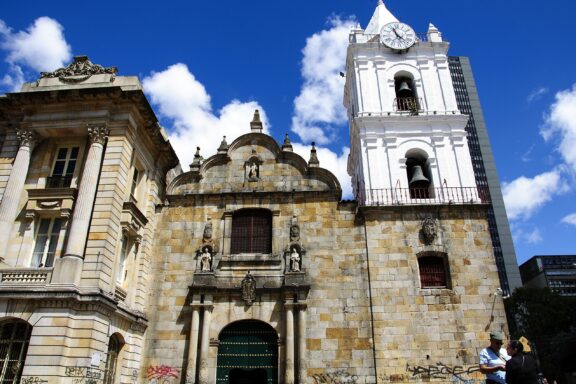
top-left (380, 22), bottom-right (416, 51)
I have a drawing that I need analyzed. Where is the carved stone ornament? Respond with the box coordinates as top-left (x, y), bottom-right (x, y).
top-left (241, 271), bottom-right (257, 306)
top-left (40, 55), bottom-right (117, 83)
top-left (203, 219), bottom-right (213, 241)
top-left (16, 129), bottom-right (38, 150)
top-left (246, 161), bottom-right (259, 181)
top-left (87, 125), bottom-right (109, 145)
top-left (290, 247), bottom-right (301, 272)
top-left (422, 216), bottom-right (437, 244)
top-left (290, 215), bottom-right (300, 242)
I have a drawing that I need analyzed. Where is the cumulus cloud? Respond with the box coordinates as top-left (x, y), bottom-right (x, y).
top-left (291, 16), bottom-right (356, 145)
top-left (143, 63), bottom-right (269, 169)
top-left (0, 17), bottom-right (71, 91)
top-left (502, 169), bottom-right (569, 221)
top-left (541, 84), bottom-right (576, 171)
top-left (292, 143), bottom-right (351, 199)
top-left (561, 213), bottom-right (576, 227)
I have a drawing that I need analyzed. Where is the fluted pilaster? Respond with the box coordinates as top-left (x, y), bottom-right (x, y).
top-left (198, 304), bottom-right (213, 384)
top-left (187, 303), bottom-right (202, 383)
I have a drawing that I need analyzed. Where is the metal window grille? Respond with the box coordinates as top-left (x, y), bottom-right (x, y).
top-left (0, 321), bottom-right (32, 384)
top-left (230, 210), bottom-right (272, 254)
top-left (419, 256), bottom-right (447, 288)
top-left (103, 336), bottom-right (120, 384)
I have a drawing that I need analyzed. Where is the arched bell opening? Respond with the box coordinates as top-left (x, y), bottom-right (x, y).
top-left (394, 73), bottom-right (419, 112)
top-left (405, 149), bottom-right (434, 199)
top-left (217, 320), bottom-right (278, 384)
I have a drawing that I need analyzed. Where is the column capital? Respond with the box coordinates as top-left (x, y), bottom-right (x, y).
top-left (16, 128), bottom-right (39, 150)
top-left (87, 124), bottom-right (109, 145)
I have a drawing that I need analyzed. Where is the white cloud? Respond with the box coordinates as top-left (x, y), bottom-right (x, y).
top-left (291, 16), bottom-right (356, 145)
top-left (0, 17), bottom-right (71, 91)
top-left (143, 63), bottom-right (269, 169)
top-left (527, 87), bottom-right (548, 103)
top-left (561, 213), bottom-right (576, 227)
top-left (292, 143), bottom-right (351, 199)
top-left (511, 225), bottom-right (543, 245)
top-left (502, 169), bottom-right (569, 221)
top-left (542, 84), bottom-right (576, 171)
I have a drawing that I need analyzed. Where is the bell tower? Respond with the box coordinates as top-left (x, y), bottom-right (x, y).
top-left (345, 0), bottom-right (478, 203)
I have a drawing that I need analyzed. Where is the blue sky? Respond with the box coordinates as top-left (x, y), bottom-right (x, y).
top-left (1, 0), bottom-right (575, 265)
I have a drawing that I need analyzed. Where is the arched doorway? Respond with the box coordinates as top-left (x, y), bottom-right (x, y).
top-left (0, 319), bottom-right (32, 384)
top-left (217, 320), bottom-right (278, 384)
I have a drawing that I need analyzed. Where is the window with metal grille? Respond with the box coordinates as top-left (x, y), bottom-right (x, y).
top-left (230, 209), bottom-right (272, 254)
top-left (418, 254), bottom-right (448, 288)
top-left (103, 334), bottom-right (122, 384)
top-left (0, 320), bottom-right (32, 384)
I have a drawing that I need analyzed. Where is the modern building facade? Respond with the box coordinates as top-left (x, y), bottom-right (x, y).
top-left (448, 57), bottom-right (521, 294)
top-left (0, 2), bottom-right (513, 384)
top-left (520, 255), bottom-right (576, 296)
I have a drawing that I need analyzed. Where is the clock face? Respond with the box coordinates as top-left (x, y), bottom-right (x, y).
top-left (380, 22), bottom-right (416, 50)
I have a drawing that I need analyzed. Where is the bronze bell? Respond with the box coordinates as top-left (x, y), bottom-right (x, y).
top-left (397, 81), bottom-right (414, 98)
top-left (409, 165), bottom-right (430, 188)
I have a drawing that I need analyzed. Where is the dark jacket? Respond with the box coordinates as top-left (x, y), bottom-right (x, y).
top-left (505, 353), bottom-right (539, 384)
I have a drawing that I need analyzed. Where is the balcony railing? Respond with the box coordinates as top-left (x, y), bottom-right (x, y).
top-left (0, 268), bottom-right (52, 284)
top-left (46, 175), bottom-right (72, 188)
top-left (357, 187), bottom-right (490, 207)
top-left (394, 97), bottom-right (422, 113)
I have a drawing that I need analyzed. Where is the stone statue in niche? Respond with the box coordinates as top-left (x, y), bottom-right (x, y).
top-left (290, 247), bottom-right (301, 272)
top-left (246, 161), bottom-right (259, 180)
top-left (241, 271), bottom-right (256, 305)
top-left (200, 247), bottom-right (212, 272)
top-left (421, 216), bottom-right (437, 245)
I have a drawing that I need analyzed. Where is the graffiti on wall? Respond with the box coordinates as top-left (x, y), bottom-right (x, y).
top-left (406, 362), bottom-right (482, 382)
top-left (65, 366), bottom-right (104, 384)
top-left (309, 362), bottom-right (484, 384)
top-left (21, 378), bottom-right (48, 384)
top-left (146, 365), bottom-right (180, 384)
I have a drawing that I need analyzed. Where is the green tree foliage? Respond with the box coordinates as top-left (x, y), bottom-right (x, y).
top-left (506, 287), bottom-right (576, 382)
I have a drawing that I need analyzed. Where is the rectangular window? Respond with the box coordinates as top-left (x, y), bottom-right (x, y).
top-left (230, 209), bottom-right (272, 254)
top-left (48, 146), bottom-right (79, 188)
top-left (116, 235), bottom-right (129, 283)
top-left (130, 169), bottom-right (140, 202)
top-left (31, 218), bottom-right (62, 267)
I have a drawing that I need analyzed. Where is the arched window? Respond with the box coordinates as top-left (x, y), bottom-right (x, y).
top-left (394, 73), bottom-right (418, 112)
top-left (418, 253), bottom-right (450, 288)
top-left (0, 320), bottom-right (32, 384)
top-left (231, 209), bottom-right (272, 254)
top-left (405, 149), bottom-right (433, 199)
top-left (103, 334), bottom-right (123, 384)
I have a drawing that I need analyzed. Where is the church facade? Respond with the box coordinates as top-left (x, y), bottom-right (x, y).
top-left (0, 2), bottom-right (511, 384)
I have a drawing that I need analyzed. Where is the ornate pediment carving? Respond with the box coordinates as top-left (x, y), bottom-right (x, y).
top-left (40, 55), bottom-right (117, 83)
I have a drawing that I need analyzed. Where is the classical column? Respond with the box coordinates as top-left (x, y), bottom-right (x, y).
top-left (187, 303), bottom-right (201, 383)
top-left (63, 125), bottom-right (109, 258)
top-left (297, 304), bottom-right (307, 384)
top-left (285, 302), bottom-right (295, 384)
top-left (198, 304), bottom-right (213, 384)
top-left (52, 125), bottom-right (108, 285)
top-left (0, 129), bottom-right (38, 258)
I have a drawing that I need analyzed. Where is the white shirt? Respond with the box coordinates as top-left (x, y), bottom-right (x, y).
top-left (480, 347), bottom-right (510, 384)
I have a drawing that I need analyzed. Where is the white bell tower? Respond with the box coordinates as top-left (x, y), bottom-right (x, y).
top-left (345, 0), bottom-right (478, 204)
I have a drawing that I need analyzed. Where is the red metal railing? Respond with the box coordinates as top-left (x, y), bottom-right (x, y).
top-left (356, 187), bottom-right (490, 206)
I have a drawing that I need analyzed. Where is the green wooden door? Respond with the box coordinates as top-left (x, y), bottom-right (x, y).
top-left (217, 320), bottom-right (278, 384)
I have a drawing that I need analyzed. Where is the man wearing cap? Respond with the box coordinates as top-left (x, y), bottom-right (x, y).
top-left (479, 331), bottom-right (510, 384)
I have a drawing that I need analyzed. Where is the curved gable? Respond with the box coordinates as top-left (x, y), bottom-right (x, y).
top-left (167, 132), bottom-right (341, 197)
